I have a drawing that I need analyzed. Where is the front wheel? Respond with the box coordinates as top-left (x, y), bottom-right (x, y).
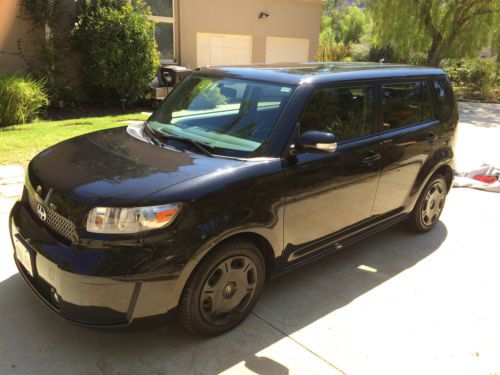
top-left (178, 240), bottom-right (265, 336)
top-left (407, 174), bottom-right (448, 233)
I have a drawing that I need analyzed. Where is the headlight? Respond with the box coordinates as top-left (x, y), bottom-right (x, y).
top-left (86, 204), bottom-right (181, 234)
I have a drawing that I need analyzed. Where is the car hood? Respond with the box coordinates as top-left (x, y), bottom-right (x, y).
top-left (27, 127), bottom-right (244, 211)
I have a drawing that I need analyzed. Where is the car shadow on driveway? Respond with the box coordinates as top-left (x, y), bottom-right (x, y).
top-left (254, 221), bottom-right (448, 334)
top-left (0, 222), bottom-right (447, 374)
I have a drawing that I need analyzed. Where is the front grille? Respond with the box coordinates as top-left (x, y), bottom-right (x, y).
top-left (28, 190), bottom-right (79, 243)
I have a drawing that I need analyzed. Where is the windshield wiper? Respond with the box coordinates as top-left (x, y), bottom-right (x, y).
top-left (146, 125), bottom-right (215, 157)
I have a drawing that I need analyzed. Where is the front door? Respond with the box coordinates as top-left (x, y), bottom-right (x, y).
top-left (283, 84), bottom-right (381, 264)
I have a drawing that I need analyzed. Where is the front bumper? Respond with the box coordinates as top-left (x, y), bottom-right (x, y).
top-left (10, 201), bottom-right (181, 327)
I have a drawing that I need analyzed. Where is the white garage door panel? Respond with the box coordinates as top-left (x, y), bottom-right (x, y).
top-left (266, 37), bottom-right (309, 63)
top-left (197, 33), bottom-right (252, 67)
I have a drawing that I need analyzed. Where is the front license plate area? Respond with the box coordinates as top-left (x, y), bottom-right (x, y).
top-left (14, 235), bottom-right (34, 277)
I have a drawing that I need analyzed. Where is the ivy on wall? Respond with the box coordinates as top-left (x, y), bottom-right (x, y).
top-left (16, 0), bottom-right (74, 104)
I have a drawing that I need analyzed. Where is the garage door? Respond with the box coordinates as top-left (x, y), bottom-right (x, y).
top-left (197, 33), bottom-right (252, 67)
top-left (265, 37), bottom-right (309, 63)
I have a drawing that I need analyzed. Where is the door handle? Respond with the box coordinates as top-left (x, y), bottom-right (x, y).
top-left (363, 152), bottom-right (381, 164)
top-left (427, 132), bottom-right (439, 143)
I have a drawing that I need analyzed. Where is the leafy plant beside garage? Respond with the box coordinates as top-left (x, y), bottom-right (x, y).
top-left (72, 0), bottom-right (159, 105)
top-left (0, 72), bottom-right (49, 126)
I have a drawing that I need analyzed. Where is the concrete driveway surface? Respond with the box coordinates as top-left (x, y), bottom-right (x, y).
top-left (0, 103), bottom-right (499, 375)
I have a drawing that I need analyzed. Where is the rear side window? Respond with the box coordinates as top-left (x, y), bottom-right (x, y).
top-left (382, 81), bottom-right (433, 130)
top-left (433, 79), bottom-right (454, 122)
top-left (300, 86), bottom-right (374, 142)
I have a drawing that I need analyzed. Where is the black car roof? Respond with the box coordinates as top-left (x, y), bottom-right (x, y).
top-left (195, 62), bottom-right (447, 86)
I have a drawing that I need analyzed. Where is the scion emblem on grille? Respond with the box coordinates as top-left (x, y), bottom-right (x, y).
top-left (37, 203), bottom-right (47, 222)
top-left (29, 190), bottom-right (78, 243)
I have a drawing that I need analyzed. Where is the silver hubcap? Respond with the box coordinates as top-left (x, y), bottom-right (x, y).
top-left (200, 255), bottom-right (258, 326)
top-left (421, 180), bottom-right (446, 227)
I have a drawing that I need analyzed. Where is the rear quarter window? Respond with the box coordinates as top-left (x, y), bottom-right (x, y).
top-left (433, 79), bottom-right (454, 122)
top-left (382, 81), bottom-right (434, 130)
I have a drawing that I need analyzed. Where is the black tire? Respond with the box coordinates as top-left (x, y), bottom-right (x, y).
top-left (178, 240), bottom-right (266, 336)
top-left (407, 174), bottom-right (448, 233)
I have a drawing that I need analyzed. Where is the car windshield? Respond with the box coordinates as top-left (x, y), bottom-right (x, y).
top-left (147, 75), bottom-right (295, 158)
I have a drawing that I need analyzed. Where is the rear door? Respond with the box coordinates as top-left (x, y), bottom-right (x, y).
top-left (372, 79), bottom-right (441, 216)
top-left (283, 83), bottom-right (382, 262)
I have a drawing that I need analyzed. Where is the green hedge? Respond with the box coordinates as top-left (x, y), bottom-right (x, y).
top-left (72, 0), bottom-right (159, 105)
top-left (0, 72), bottom-right (48, 126)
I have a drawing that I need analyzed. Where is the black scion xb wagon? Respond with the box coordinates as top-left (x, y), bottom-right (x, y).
top-left (10, 63), bottom-right (458, 336)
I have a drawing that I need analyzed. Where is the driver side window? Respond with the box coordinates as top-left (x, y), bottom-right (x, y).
top-left (300, 86), bottom-right (374, 142)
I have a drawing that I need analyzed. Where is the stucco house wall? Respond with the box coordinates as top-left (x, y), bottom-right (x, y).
top-left (0, 0), bottom-right (76, 74)
top-left (0, 0), bottom-right (33, 72)
top-left (178, 0), bottom-right (323, 68)
top-left (1, 0), bottom-right (323, 74)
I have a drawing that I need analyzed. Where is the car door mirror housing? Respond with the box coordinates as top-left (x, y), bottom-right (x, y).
top-left (292, 131), bottom-right (337, 153)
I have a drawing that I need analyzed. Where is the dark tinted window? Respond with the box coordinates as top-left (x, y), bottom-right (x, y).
top-left (145, 0), bottom-right (173, 17)
top-left (300, 86), bottom-right (373, 142)
top-left (433, 79), bottom-right (453, 122)
top-left (382, 81), bottom-right (433, 130)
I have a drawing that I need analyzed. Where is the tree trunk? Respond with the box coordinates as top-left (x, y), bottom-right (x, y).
top-left (426, 34), bottom-right (442, 66)
top-left (427, 52), bottom-right (442, 67)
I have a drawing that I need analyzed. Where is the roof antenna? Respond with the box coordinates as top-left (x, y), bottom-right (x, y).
top-left (379, 58), bottom-right (385, 63)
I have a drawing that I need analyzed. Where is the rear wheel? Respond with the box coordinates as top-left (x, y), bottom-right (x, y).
top-left (178, 240), bottom-right (265, 336)
top-left (407, 174), bottom-right (448, 233)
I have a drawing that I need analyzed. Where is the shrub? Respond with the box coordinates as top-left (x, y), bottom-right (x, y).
top-left (72, 0), bottom-right (159, 105)
top-left (351, 44), bottom-right (370, 62)
top-left (0, 72), bottom-right (48, 126)
top-left (441, 58), bottom-right (497, 94)
top-left (317, 41), bottom-right (352, 62)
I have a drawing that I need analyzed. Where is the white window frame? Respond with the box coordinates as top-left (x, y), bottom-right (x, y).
top-left (148, 0), bottom-right (176, 64)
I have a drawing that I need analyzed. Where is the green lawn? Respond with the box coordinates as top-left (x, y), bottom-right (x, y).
top-left (0, 113), bottom-right (149, 167)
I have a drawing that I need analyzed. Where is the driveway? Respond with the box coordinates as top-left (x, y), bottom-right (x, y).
top-left (0, 103), bottom-right (499, 375)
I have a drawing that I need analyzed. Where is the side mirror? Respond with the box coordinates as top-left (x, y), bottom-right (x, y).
top-left (292, 130), bottom-right (337, 153)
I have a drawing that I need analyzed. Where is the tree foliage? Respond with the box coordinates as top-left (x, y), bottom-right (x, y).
top-left (367, 0), bottom-right (500, 66)
top-left (318, 1), bottom-right (371, 61)
top-left (339, 6), bottom-right (367, 44)
top-left (72, 0), bottom-right (159, 104)
top-left (321, 1), bottom-right (369, 45)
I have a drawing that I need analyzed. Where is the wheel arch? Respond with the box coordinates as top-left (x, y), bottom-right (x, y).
top-left (433, 164), bottom-right (453, 191)
top-left (408, 162), bottom-right (453, 213)
top-left (208, 232), bottom-right (276, 279)
top-left (170, 230), bottom-right (277, 311)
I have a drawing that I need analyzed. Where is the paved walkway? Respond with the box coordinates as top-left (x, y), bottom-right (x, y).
top-left (0, 165), bottom-right (23, 198)
top-left (0, 102), bottom-right (499, 374)
top-left (454, 102), bottom-right (500, 172)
